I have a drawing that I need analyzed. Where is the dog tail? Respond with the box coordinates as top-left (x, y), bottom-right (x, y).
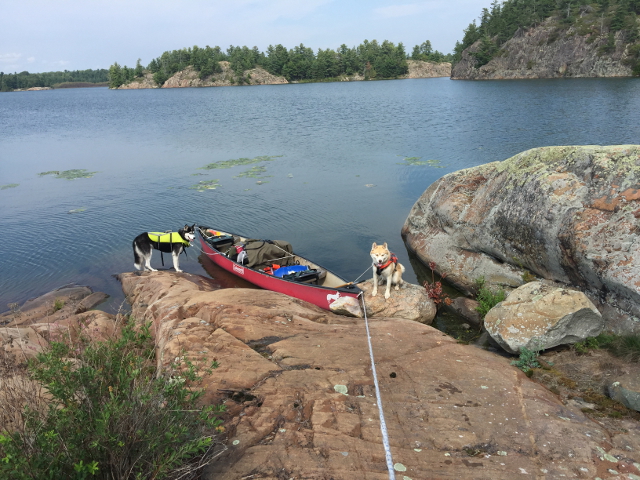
top-left (133, 242), bottom-right (143, 270)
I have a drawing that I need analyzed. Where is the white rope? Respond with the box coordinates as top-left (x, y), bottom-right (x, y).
top-left (359, 293), bottom-right (396, 480)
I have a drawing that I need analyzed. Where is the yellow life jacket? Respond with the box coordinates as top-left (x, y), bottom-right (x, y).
top-left (147, 232), bottom-right (190, 246)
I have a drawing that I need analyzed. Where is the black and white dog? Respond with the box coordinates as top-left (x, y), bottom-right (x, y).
top-left (133, 224), bottom-right (196, 272)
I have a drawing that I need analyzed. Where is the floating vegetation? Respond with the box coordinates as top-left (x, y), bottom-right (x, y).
top-left (189, 179), bottom-right (221, 192)
top-left (234, 166), bottom-right (271, 179)
top-left (191, 173), bottom-right (208, 176)
top-left (200, 155), bottom-right (282, 170)
top-left (1, 183), bottom-right (19, 190)
top-left (68, 207), bottom-right (86, 214)
top-left (38, 169), bottom-right (98, 179)
top-left (397, 156), bottom-right (445, 168)
top-left (365, 184), bottom-right (376, 188)
top-left (255, 180), bottom-right (269, 185)
top-left (287, 173), bottom-right (293, 178)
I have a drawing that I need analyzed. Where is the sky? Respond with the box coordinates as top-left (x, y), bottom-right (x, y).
top-left (0, 0), bottom-right (491, 74)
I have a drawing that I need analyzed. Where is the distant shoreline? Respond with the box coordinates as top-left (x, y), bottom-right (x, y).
top-left (10, 82), bottom-right (109, 92)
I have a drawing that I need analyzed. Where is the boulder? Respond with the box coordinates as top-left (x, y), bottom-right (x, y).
top-left (329, 296), bottom-right (363, 318)
top-left (609, 375), bottom-right (640, 412)
top-left (484, 281), bottom-right (604, 354)
top-left (402, 145), bottom-right (640, 333)
top-left (358, 279), bottom-right (437, 323)
top-left (118, 271), bottom-right (634, 479)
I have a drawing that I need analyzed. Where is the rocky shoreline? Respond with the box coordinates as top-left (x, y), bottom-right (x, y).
top-left (3, 144), bottom-right (640, 478)
top-left (117, 59), bottom-right (451, 90)
top-left (1, 269), bottom-right (638, 479)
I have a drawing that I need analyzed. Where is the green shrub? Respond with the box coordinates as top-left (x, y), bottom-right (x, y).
top-left (0, 317), bottom-right (224, 480)
top-left (511, 346), bottom-right (541, 374)
top-left (52, 298), bottom-right (65, 312)
top-left (474, 277), bottom-right (507, 319)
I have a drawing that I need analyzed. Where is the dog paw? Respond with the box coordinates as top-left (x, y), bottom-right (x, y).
top-left (175, 269), bottom-right (183, 273)
top-left (371, 291), bottom-right (377, 297)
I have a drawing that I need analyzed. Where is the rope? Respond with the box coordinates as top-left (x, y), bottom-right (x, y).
top-left (352, 264), bottom-right (372, 284)
top-left (359, 293), bottom-right (396, 480)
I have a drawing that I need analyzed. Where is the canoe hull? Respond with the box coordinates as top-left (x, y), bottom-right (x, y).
top-left (198, 230), bottom-right (361, 311)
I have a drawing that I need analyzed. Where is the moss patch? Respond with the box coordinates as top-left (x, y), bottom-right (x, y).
top-left (1, 183), bottom-right (19, 190)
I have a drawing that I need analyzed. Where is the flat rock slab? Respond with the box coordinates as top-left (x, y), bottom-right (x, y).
top-left (2, 284), bottom-right (108, 327)
top-left (120, 271), bottom-right (640, 480)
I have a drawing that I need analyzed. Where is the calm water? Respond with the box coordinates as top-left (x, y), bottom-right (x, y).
top-left (1, 77), bottom-right (639, 313)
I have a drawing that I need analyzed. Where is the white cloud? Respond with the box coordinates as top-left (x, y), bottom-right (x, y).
top-left (0, 53), bottom-right (22, 63)
top-left (27, 57), bottom-right (35, 63)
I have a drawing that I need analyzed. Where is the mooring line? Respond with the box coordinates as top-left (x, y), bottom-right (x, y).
top-left (359, 293), bottom-right (396, 480)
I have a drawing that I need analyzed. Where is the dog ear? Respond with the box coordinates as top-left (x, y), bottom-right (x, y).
top-left (372, 242), bottom-right (377, 249)
top-left (383, 242), bottom-right (388, 248)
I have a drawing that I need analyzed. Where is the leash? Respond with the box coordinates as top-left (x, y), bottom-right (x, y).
top-left (359, 293), bottom-right (396, 480)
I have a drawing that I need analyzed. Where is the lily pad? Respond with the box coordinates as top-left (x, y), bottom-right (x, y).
top-left (38, 169), bottom-right (98, 179)
top-left (1, 183), bottom-right (19, 190)
top-left (200, 155), bottom-right (282, 170)
top-left (68, 207), bottom-right (87, 214)
top-left (189, 179), bottom-right (221, 192)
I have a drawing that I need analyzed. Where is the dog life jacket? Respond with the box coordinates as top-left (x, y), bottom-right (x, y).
top-left (147, 232), bottom-right (191, 246)
top-left (375, 253), bottom-right (398, 275)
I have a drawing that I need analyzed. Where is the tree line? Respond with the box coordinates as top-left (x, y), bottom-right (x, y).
top-left (453, 0), bottom-right (640, 72)
top-left (0, 69), bottom-right (109, 92)
top-left (108, 39), bottom-right (452, 88)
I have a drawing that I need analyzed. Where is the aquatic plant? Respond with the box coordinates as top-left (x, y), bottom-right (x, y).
top-left (397, 156), bottom-right (445, 167)
top-left (234, 165), bottom-right (272, 179)
top-left (38, 169), bottom-right (98, 180)
top-left (190, 179), bottom-right (221, 192)
top-left (68, 207), bottom-right (86, 214)
top-left (200, 155), bottom-right (282, 170)
top-left (0, 184), bottom-right (19, 190)
top-left (423, 261), bottom-right (451, 308)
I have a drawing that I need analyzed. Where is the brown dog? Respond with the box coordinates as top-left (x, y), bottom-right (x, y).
top-left (370, 242), bottom-right (405, 299)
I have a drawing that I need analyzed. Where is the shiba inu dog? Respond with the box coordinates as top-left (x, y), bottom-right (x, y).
top-left (133, 224), bottom-right (195, 272)
top-left (370, 242), bottom-right (405, 299)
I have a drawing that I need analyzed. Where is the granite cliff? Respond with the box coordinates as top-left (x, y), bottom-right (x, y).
top-left (452, 15), bottom-right (638, 80)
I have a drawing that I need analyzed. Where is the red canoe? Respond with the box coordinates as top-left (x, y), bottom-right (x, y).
top-left (197, 225), bottom-right (362, 310)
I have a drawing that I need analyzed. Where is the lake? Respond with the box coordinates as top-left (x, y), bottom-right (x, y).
top-left (1, 77), bottom-right (639, 313)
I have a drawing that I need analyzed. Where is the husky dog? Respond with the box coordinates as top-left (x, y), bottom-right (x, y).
top-left (370, 242), bottom-right (405, 299)
top-left (133, 224), bottom-right (195, 272)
